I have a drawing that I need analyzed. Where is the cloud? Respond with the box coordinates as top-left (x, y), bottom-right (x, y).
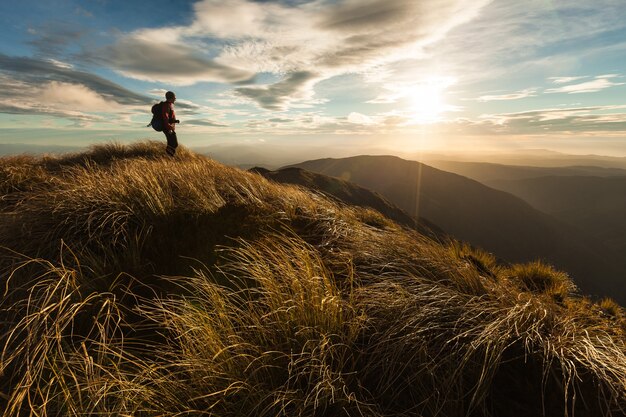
top-left (347, 112), bottom-right (375, 125)
top-left (97, 35), bottom-right (256, 85)
top-left (318, 1), bottom-right (416, 32)
top-left (597, 73), bottom-right (621, 79)
top-left (181, 102), bottom-right (626, 138)
top-left (0, 54), bottom-right (230, 125)
top-left (235, 71), bottom-right (321, 110)
top-left (546, 75), bottom-right (624, 94)
top-left (148, 89), bottom-right (169, 97)
top-left (190, 0), bottom-right (282, 39)
top-left (47, 59), bottom-right (74, 69)
top-left (309, 0), bottom-right (490, 69)
top-left (549, 76), bottom-right (587, 84)
top-left (0, 76), bottom-right (112, 125)
top-left (26, 22), bottom-right (86, 57)
top-left (238, 108), bottom-right (451, 136)
top-left (0, 55), bottom-right (160, 126)
top-left (475, 88), bottom-right (537, 102)
top-left (39, 81), bottom-right (111, 111)
top-left (0, 54), bottom-right (152, 106)
top-left (98, 0), bottom-right (490, 109)
top-left (472, 74), bottom-right (624, 104)
top-left (0, 101), bottom-right (103, 124)
top-left (422, 0), bottom-right (626, 87)
top-left (184, 119), bottom-right (228, 127)
top-left (474, 105), bottom-right (626, 133)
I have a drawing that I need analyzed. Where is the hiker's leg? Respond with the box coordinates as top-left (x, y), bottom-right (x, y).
top-left (167, 131), bottom-right (178, 149)
top-left (164, 131), bottom-right (178, 156)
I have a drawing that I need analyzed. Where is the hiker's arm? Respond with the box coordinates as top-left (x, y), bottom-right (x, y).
top-left (170, 107), bottom-right (177, 128)
top-left (162, 102), bottom-right (173, 131)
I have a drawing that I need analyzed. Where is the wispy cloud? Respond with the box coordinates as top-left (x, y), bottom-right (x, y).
top-left (234, 71), bottom-right (322, 110)
top-left (0, 78), bottom-right (120, 126)
top-left (268, 118), bottom-right (293, 124)
top-left (0, 52), bottom-right (223, 128)
top-left (546, 75), bottom-right (624, 94)
top-left (0, 55), bottom-right (158, 126)
top-left (0, 54), bottom-right (151, 106)
top-left (548, 76), bottom-right (587, 84)
top-left (474, 105), bottom-right (626, 133)
top-left (475, 88), bottom-right (537, 102)
top-left (425, 0), bottom-right (626, 87)
top-left (39, 81), bottom-right (111, 111)
top-left (347, 112), bottom-right (375, 125)
top-left (184, 119), bottom-right (228, 127)
top-left (471, 73), bottom-right (624, 102)
top-left (26, 22), bottom-right (87, 58)
top-left (96, 36), bottom-right (256, 85)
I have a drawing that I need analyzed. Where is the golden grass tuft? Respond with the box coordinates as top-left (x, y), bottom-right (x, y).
top-left (599, 298), bottom-right (624, 318)
top-left (509, 260), bottom-right (577, 301)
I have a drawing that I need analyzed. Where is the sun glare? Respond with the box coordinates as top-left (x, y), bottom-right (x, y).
top-left (406, 78), bottom-right (456, 124)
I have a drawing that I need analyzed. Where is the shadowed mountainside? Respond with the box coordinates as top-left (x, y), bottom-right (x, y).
top-left (250, 166), bottom-right (443, 239)
top-left (288, 155), bottom-right (626, 303)
top-left (488, 175), bottom-right (626, 254)
top-left (0, 142), bottom-right (624, 417)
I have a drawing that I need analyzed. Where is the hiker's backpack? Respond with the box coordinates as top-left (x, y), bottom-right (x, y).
top-left (149, 102), bottom-right (164, 131)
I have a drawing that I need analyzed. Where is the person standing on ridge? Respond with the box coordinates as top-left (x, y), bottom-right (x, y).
top-left (162, 91), bottom-right (178, 156)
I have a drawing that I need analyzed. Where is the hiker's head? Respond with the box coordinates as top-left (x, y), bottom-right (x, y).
top-left (165, 91), bottom-right (176, 103)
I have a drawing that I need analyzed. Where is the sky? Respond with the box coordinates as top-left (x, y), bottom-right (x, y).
top-left (1, 0), bottom-right (626, 156)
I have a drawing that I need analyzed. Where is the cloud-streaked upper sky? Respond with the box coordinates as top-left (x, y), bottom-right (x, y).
top-left (2, 0), bottom-right (626, 155)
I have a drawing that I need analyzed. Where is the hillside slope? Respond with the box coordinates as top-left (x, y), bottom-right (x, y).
top-left (250, 166), bottom-right (443, 238)
top-left (288, 155), bottom-right (626, 303)
top-left (0, 142), bottom-right (624, 417)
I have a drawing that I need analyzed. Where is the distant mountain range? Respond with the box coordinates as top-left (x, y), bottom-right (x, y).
top-left (0, 143), bottom-right (83, 155)
top-left (287, 155), bottom-right (626, 303)
top-left (415, 149), bottom-right (626, 169)
top-left (427, 160), bottom-right (626, 183)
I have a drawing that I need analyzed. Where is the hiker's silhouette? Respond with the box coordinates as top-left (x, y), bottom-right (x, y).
top-left (162, 91), bottom-right (178, 156)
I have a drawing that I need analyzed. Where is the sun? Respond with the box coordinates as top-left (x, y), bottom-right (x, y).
top-left (406, 78), bottom-right (455, 124)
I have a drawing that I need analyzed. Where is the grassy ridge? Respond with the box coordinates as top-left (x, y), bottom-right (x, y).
top-left (0, 141), bottom-right (624, 416)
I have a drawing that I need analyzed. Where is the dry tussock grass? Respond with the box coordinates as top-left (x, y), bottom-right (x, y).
top-left (0, 141), bottom-right (624, 416)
